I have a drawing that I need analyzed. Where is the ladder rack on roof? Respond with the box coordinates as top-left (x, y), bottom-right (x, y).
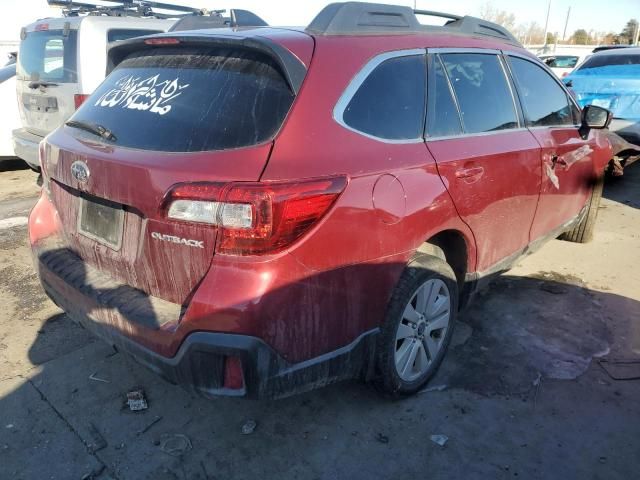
top-left (47, 0), bottom-right (268, 27)
top-left (307, 2), bottom-right (521, 46)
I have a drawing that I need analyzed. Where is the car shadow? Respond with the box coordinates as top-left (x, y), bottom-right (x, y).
top-left (0, 158), bottom-right (30, 173)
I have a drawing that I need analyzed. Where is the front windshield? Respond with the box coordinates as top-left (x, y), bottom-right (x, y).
top-left (566, 53), bottom-right (640, 120)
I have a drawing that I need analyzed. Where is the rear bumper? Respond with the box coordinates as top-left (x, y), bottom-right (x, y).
top-left (12, 128), bottom-right (42, 169)
top-left (38, 250), bottom-right (376, 398)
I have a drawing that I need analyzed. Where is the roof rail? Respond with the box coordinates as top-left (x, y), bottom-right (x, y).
top-left (169, 9), bottom-right (268, 31)
top-left (307, 2), bottom-right (521, 46)
top-left (48, 0), bottom-right (218, 19)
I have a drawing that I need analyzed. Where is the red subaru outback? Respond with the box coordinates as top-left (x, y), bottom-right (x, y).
top-left (29, 2), bottom-right (613, 398)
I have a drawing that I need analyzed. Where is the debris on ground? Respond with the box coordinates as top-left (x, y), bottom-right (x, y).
top-left (89, 372), bottom-right (110, 383)
top-left (126, 389), bottom-right (148, 411)
top-left (87, 423), bottom-right (107, 453)
top-left (81, 464), bottom-right (105, 480)
top-left (533, 373), bottom-right (542, 387)
top-left (159, 434), bottom-right (192, 457)
top-left (375, 433), bottom-right (389, 444)
top-left (430, 434), bottom-right (448, 447)
top-left (419, 384), bottom-right (447, 394)
top-left (241, 419), bottom-right (257, 435)
top-left (136, 415), bottom-right (163, 436)
top-left (598, 359), bottom-right (640, 381)
top-left (539, 282), bottom-right (567, 295)
top-left (533, 372), bottom-right (543, 408)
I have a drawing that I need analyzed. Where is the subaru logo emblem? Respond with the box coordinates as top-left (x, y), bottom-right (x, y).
top-left (71, 161), bottom-right (90, 183)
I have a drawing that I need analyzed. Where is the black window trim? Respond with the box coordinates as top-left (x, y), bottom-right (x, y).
top-left (504, 51), bottom-right (582, 129)
top-left (425, 48), bottom-right (526, 141)
top-left (333, 48), bottom-right (427, 144)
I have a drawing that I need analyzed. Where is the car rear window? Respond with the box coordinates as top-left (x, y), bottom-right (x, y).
top-left (544, 56), bottom-right (579, 68)
top-left (69, 47), bottom-right (295, 152)
top-left (17, 29), bottom-right (78, 83)
top-left (578, 53), bottom-right (640, 71)
top-left (107, 29), bottom-right (162, 43)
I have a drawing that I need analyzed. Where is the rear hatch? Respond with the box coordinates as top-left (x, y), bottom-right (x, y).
top-left (42, 32), bottom-right (311, 305)
top-left (17, 21), bottom-right (80, 138)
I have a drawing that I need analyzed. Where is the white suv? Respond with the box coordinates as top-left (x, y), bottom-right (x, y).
top-left (13, 15), bottom-right (174, 169)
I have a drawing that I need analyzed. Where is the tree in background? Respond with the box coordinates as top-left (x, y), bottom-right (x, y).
top-left (546, 32), bottom-right (557, 45)
top-left (618, 19), bottom-right (639, 44)
top-left (570, 29), bottom-right (591, 45)
top-left (514, 21), bottom-right (545, 44)
top-left (479, 2), bottom-right (516, 31)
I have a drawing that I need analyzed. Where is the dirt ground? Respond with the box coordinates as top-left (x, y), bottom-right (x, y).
top-left (0, 158), bottom-right (638, 480)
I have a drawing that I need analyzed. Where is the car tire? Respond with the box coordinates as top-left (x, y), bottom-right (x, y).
top-left (375, 253), bottom-right (458, 396)
top-left (559, 174), bottom-right (604, 244)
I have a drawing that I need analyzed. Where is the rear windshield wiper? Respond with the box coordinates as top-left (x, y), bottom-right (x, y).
top-left (28, 81), bottom-right (58, 89)
top-left (65, 120), bottom-right (117, 142)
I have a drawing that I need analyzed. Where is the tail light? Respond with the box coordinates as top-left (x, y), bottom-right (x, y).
top-left (162, 176), bottom-right (347, 255)
top-left (74, 94), bottom-right (89, 109)
top-left (144, 38), bottom-right (181, 45)
top-left (223, 357), bottom-right (244, 390)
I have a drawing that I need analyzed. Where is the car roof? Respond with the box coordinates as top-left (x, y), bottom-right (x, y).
top-left (592, 47), bottom-right (640, 57)
top-left (23, 15), bottom-right (173, 32)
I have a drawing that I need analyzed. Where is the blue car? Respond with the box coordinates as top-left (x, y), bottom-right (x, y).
top-left (564, 47), bottom-right (640, 146)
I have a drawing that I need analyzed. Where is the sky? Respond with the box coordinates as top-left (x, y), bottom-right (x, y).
top-left (0, 0), bottom-right (637, 42)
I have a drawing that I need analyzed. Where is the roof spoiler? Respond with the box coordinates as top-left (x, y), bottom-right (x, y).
top-left (306, 2), bottom-right (521, 46)
top-left (106, 33), bottom-right (306, 94)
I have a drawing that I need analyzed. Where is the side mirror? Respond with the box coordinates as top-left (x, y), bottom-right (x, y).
top-left (579, 104), bottom-right (612, 139)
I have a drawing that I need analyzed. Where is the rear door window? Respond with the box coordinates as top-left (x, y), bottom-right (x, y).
top-left (509, 56), bottom-right (578, 127)
top-left (69, 46), bottom-right (296, 152)
top-left (341, 54), bottom-right (426, 141)
top-left (17, 29), bottom-right (78, 82)
top-left (107, 29), bottom-right (162, 43)
top-left (440, 53), bottom-right (518, 134)
top-left (426, 55), bottom-right (463, 138)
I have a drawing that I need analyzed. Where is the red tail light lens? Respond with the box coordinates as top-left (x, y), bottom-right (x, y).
top-left (163, 177), bottom-right (347, 256)
top-left (74, 94), bottom-right (89, 109)
top-left (144, 38), bottom-right (181, 45)
top-left (223, 357), bottom-right (244, 390)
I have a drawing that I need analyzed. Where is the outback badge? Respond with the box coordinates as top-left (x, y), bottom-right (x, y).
top-left (71, 160), bottom-right (90, 183)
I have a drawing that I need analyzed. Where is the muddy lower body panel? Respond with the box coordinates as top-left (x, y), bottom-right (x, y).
top-left (36, 247), bottom-right (377, 399)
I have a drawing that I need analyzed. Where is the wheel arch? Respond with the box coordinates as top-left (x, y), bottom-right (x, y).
top-left (417, 229), bottom-right (472, 299)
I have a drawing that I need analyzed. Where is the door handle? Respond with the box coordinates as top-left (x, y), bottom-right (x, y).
top-left (455, 166), bottom-right (485, 182)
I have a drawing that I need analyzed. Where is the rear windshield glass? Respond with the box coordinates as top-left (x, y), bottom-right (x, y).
top-left (69, 47), bottom-right (295, 152)
top-left (17, 29), bottom-right (78, 83)
top-left (107, 29), bottom-right (162, 43)
top-left (543, 56), bottom-right (579, 68)
top-left (576, 54), bottom-right (640, 72)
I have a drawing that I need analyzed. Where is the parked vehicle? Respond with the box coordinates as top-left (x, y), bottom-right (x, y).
top-left (0, 64), bottom-right (20, 159)
top-left (29, 2), bottom-right (613, 399)
top-left (564, 47), bottom-right (640, 147)
top-left (12, 6), bottom-right (177, 170)
top-left (539, 54), bottom-right (588, 78)
top-left (4, 52), bottom-right (17, 67)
